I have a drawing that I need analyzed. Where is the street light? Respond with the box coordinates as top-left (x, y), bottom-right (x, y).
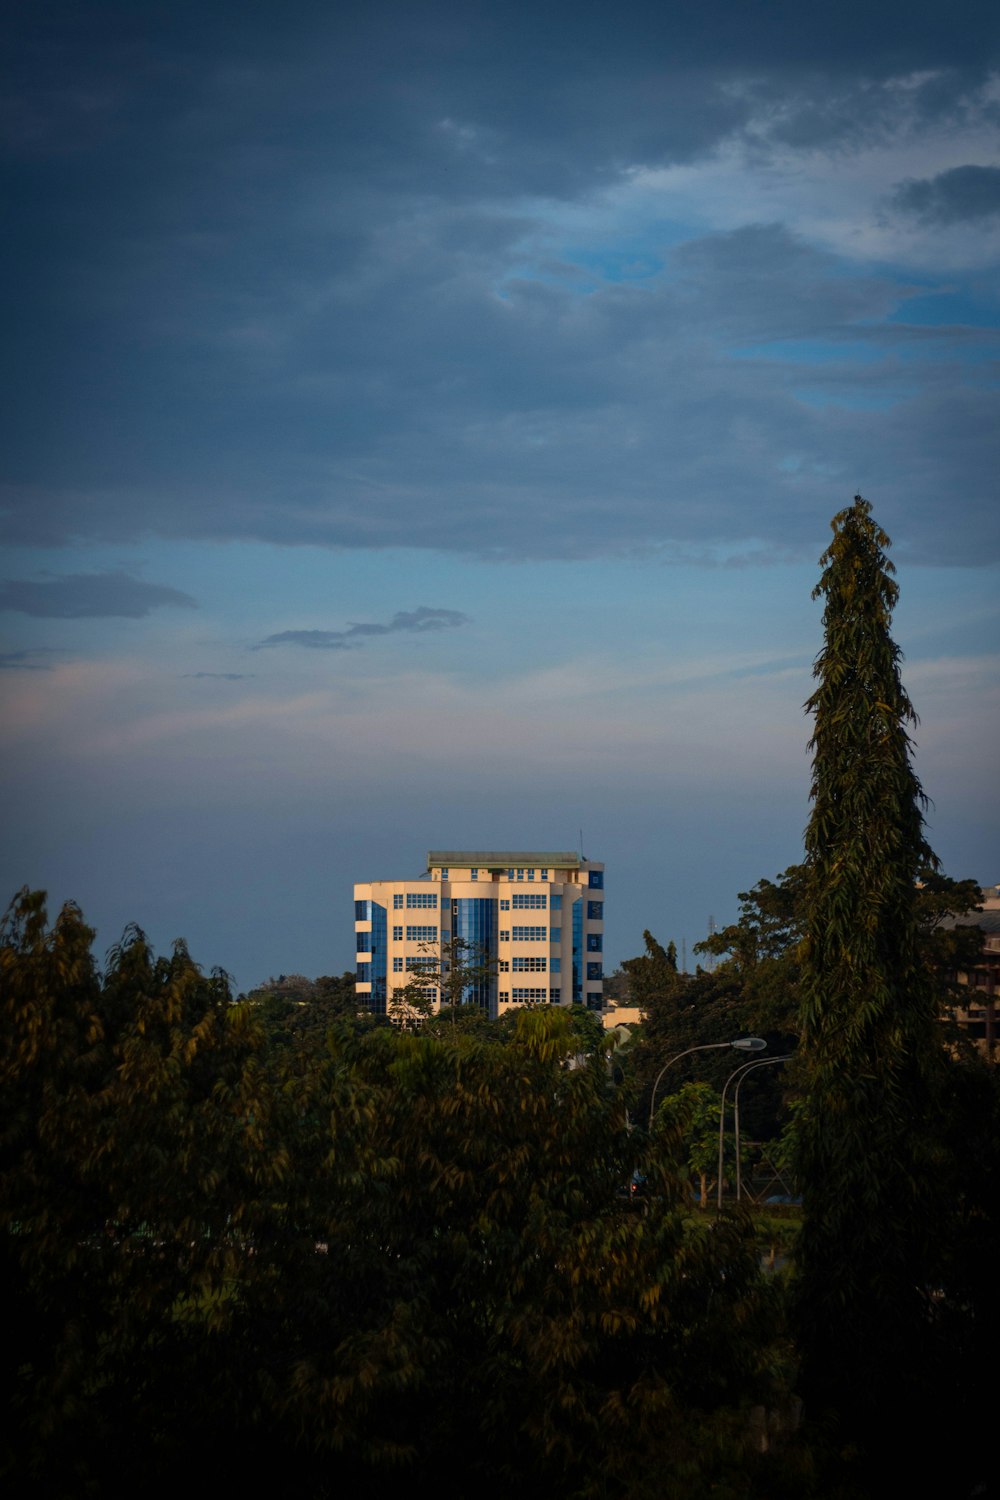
top-left (648, 1037), bottom-right (766, 1131)
top-left (733, 1055), bottom-right (793, 1201)
top-left (716, 1053), bottom-right (792, 1208)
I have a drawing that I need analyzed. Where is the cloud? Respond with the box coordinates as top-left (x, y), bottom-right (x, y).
top-left (0, 571), bottom-right (197, 619)
top-left (181, 671), bottom-right (255, 680)
top-left (255, 606), bottom-right (470, 651)
top-left (0, 648), bottom-right (56, 670)
top-left (890, 164), bottom-right (1000, 223)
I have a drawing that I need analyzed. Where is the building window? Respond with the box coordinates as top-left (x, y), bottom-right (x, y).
top-left (499, 960), bottom-right (509, 972)
top-left (407, 956), bottom-right (438, 971)
top-left (587, 901), bottom-right (603, 920)
top-left (516, 868), bottom-right (525, 881)
top-left (511, 925), bottom-right (546, 941)
top-left (586, 992), bottom-right (603, 1011)
top-left (354, 899), bottom-right (372, 921)
top-left (393, 957), bottom-right (403, 972)
top-left (587, 962), bottom-right (603, 980)
top-left (551, 957), bottom-right (561, 974)
top-left (406, 892), bottom-right (437, 908)
top-left (392, 925), bottom-right (403, 941)
top-left (527, 868), bottom-right (535, 880)
top-left (549, 987), bottom-right (562, 1003)
top-left (499, 991), bottom-right (509, 1003)
top-left (550, 927), bottom-right (561, 943)
top-left (499, 930), bottom-right (509, 942)
top-left (588, 870), bottom-right (604, 889)
top-left (507, 868), bottom-right (515, 879)
top-left (500, 899), bottom-right (510, 911)
top-left (356, 962), bottom-right (371, 982)
top-left (406, 925), bottom-right (437, 942)
top-left (440, 867), bottom-right (449, 878)
top-left (512, 956), bottom-right (547, 972)
top-left (512, 893), bottom-right (546, 909)
top-left (393, 893), bottom-right (404, 909)
top-left (587, 933), bottom-right (603, 952)
top-left (512, 987), bottom-right (548, 1003)
top-left (550, 894), bottom-right (562, 912)
top-left (356, 933), bottom-right (371, 953)
top-left (540, 868), bottom-right (548, 878)
top-left (471, 867), bottom-right (478, 880)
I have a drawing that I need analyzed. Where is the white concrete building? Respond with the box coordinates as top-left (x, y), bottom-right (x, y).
top-left (354, 851), bottom-right (605, 1020)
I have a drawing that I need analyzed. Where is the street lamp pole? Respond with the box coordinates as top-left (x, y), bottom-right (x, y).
top-left (733, 1055), bottom-right (793, 1201)
top-left (648, 1037), bottom-right (766, 1132)
top-left (716, 1053), bottom-right (791, 1208)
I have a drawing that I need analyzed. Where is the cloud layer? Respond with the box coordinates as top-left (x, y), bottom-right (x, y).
top-left (0, 571), bottom-right (197, 619)
top-left (256, 607), bottom-right (470, 651)
top-left (1, 4), bottom-right (998, 568)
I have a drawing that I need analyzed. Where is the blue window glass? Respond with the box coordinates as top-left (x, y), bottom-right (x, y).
top-left (392, 925), bottom-right (402, 941)
top-left (587, 933), bottom-right (603, 952)
top-left (452, 897), bottom-right (499, 1017)
top-left (586, 962), bottom-right (603, 981)
top-left (572, 898), bottom-right (582, 1001)
top-left (354, 899), bottom-right (371, 921)
top-left (587, 901), bottom-right (603, 920)
top-left (367, 901), bottom-right (388, 1013)
top-left (500, 899), bottom-right (510, 911)
top-left (393, 893), bottom-right (404, 909)
top-left (588, 870), bottom-right (604, 889)
top-left (356, 932), bottom-right (370, 953)
top-left (440, 868), bottom-right (448, 877)
top-left (356, 961), bottom-right (371, 983)
top-left (586, 992), bottom-right (603, 1011)
top-left (549, 927), bottom-right (561, 943)
top-left (550, 894), bottom-right (562, 911)
top-left (549, 987), bottom-right (562, 1003)
top-left (471, 868), bottom-right (478, 880)
top-left (551, 957), bottom-right (561, 974)
top-left (393, 956), bottom-right (403, 972)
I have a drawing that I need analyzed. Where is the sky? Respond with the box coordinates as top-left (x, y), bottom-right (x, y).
top-left (2, 0), bottom-right (998, 991)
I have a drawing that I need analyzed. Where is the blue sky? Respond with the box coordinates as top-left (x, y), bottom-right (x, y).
top-left (2, 0), bottom-right (998, 988)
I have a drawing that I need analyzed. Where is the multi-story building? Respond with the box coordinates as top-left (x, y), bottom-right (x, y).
top-left (354, 851), bottom-right (605, 1020)
top-left (941, 882), bottom-right (1000, 1058)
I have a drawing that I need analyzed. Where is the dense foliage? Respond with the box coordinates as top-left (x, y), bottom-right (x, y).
top-left (794, 497), bottom-right (997, 1485)
top-left (2, 890), bottom-right (792, 1498)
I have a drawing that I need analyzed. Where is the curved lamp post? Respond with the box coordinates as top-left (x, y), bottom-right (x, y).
top-left (648, 1036), bottom-right (766, 1131)
top-left (733, 1055), bottom-right (793, 1201)
top-left (716, 1053), bottom-right (792, 1208)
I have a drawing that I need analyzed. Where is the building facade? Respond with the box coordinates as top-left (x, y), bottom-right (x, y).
top-left (354, 851), bottom-right (605, 1021)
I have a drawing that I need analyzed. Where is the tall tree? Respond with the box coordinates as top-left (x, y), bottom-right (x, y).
top-left (794, 497), bottom-right (943, 1453)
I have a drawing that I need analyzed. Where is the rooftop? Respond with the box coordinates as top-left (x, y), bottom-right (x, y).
top-left (427, 850), bottom-right (585, 869)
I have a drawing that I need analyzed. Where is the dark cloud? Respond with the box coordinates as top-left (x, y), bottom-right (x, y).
top-left (1, 5), bottom-right (998, 570)
top-left (890, 164), bottom-right (1000, 224)
top-left (0, 648), bottom-right (56, 670)
top-left (256, 607), bottom-right (470, 651)
top-left (181, 671), bottom-right (254, 680)
top-left (0, 571), bottom-right (197, 618)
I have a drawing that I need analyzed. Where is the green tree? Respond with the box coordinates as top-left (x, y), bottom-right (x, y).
top-left (794, 497), bottom-right (945, 1454)
top-left (3, 891), bottom-right (794, 1497)
top-left (388, 935), bottom-right (496, 1030)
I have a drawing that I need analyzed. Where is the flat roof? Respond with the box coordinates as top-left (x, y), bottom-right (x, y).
top-left (427, 850), bottom-right (585, 868)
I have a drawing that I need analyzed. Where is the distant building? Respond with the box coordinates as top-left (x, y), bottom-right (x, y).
top-left (354, 851), bottom-right (605, 1020)
top-left (942, 882), bottom-right (1000, 1058)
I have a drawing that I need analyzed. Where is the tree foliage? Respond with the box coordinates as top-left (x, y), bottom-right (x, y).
top-left (2, 890), bottom-right (793, 1497)
top-left (793, 497), bottom-right (958, 1461)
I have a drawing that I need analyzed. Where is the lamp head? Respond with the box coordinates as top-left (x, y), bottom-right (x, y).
top-left (730, 1037), bottom-right (767, 1052)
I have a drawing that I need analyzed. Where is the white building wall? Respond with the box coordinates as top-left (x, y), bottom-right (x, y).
top-left (353, 851), bottom-right (604, 1020)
